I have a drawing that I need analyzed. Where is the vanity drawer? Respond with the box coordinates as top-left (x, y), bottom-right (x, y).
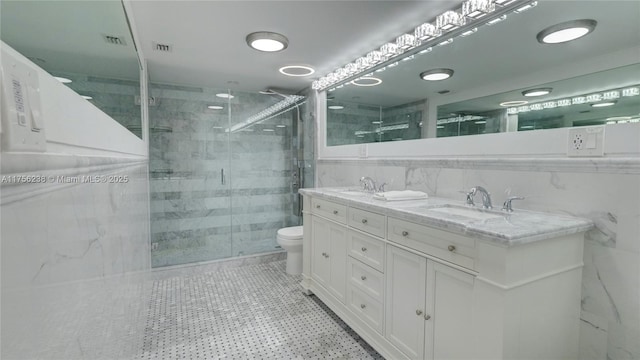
top-left (387, 217), bottom-right (476, 270)
top-left (347, 230), bottom-right (385, 272)
top-left (348, 285), bottom-right (384, 334)
top-left (311, 198), bottom-right (347, 224)
top-left (348, 257), bottom-right (384, 302)
top-left (348, 207), bottom-right (385, 238)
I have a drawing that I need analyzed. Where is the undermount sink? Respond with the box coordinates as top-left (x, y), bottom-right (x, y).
top-left (422, 204), bottom-right (505, 221)
top-left (338, 190), bottom-right (368, 197)
top-left (325, 188), bottom-right (368, 197)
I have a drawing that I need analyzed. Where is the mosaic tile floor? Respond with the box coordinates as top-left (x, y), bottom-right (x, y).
top-left (139, 260), bottom-right (383, 359)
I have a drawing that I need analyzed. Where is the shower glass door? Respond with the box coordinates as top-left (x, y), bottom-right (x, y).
top-left (228, 92), bottom-right (301, 257)
top-left (148, 84), bottom-right (232, 267)
top-left (149, 84), bottom-right (304, 267)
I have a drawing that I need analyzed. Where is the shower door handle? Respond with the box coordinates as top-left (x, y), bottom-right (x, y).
top-left (221, 168), bottom-right (226, 185)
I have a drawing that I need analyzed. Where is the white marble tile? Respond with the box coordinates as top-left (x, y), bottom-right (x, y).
top-left (316, 159), bottom-right (640, 358)
top-left (1, 163), bottom-right (150, 288)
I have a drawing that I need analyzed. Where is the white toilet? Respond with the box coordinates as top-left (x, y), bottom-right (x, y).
top-left (277, 225), bottom-right (303, 275)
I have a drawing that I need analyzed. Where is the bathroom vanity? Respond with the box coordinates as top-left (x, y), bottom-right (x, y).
top-left (299, 188), bottom-right (593, 360)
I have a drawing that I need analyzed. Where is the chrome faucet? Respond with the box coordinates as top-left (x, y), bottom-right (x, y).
top-left (502, 196), bottom-right (525, 212)
top-left (360, 177), bottom-right (385, 193)
top-left (467, 186), bottom-right (493, 209)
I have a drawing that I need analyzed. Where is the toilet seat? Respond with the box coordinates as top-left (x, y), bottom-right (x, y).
top-left (277, 226), bottom-right (303, 240)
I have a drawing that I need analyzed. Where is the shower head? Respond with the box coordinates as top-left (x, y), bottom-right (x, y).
top-left (260, 88), bottom-right (290, 98)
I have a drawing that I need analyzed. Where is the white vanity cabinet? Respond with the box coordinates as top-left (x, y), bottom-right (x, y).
top-left (310, 215), bottom-right (347, 303)
top-left (300, 191), bottom-right (589, 360)
top-left (386, 245), bottom-right (474, 360)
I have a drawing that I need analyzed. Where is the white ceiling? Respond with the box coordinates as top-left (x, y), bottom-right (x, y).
top-left (127, 0), bottom-right (457, 93)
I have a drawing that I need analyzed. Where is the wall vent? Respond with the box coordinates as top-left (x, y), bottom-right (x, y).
top-left (102, 34), bottom-right (126, 46)
top-left (153, 42), bottom-right (172, 52)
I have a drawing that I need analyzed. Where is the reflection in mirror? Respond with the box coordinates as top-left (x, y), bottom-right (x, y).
top-left (0, 0), bottom-right (143, 138)
top-left (325, 0), bottom-right (640, 146)
top-left (326, 98), bottom-right (424, 145)
top-left (438, 64), bottom-right (640, 136)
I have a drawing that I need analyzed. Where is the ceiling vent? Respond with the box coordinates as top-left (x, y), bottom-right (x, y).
top-left (153, 42), bottom-right (173, 53)
top-left (102, 34), bottom-right (126, 46)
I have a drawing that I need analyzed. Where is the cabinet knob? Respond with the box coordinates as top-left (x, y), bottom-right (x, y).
top-left (424, 314), bottom-right (431, 321)
top-left (448, 245), bottom-right (456, 252)
top-left (361, 219), bottom-right (368, 224)
top-left (316, 205), bottom-right (320, 209)
top-left (361, 275), bottom-right (367, 281)
top-left (321, 252), bottom-right (326, 257)
top-left (416, 309), bottom-right (423, 316)
top-left (402, 230), bottom-right (409, 237)
top-left (361, 247), bottom-right (367, 252)
top-left (333, 210), bottom-right (338, 215)
top-left (361, 304), bottom-right (366, 309)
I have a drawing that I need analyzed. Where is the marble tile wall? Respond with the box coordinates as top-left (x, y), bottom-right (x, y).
top-left (53, 71), bottom-right (142, 138)
top-left (327, 101), bottom-right (380, 146)
top-left (1, 160), bottom-right (152, 358)
top-left (326, 100), bottom-right (424, 145)
top-left (148, 84), bottom-right (302, 267)
top-left (316, 159), bottom-right (640, 360)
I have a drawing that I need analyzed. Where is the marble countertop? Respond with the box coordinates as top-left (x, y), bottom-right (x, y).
top-left (299, 188), bottom-right (594, 246)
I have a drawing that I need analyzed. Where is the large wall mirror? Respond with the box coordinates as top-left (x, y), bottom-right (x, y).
top-left (0, 0), bottom-right (144, 139)
top-left (325, 0), bottom-right (640, 147)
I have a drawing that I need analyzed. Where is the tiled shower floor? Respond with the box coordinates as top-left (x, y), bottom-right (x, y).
top-left (139, 260), bottom-right (383, 359)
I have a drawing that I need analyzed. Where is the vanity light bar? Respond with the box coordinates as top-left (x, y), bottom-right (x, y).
top-left (437, 114), bottom-right (486, 124)
top-left (462, 0), bottom-right (495, 19)
top-left (312, 0), bottom-right (532, 91)
top-left (227, 95), bottom-right (305, 133)
top-left (355, 123), bottom-right (411, 136)
top-left (437, 11), bottom-right (467, 31)
top-left (507, 86), bottom-right (639, 114)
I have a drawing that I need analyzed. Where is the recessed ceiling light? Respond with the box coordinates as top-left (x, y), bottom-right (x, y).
top-left (521, 125), bottom-right (534, 129)
top-left (420, 68), bottom-right (454, 81)
top-left (246, 31), bottom-right (289, 52)
top-left (372, 121), bottom-right (382, 124)
top-left (328, 105), bottom-right (344, 110)
top-left (436, 125), bottom-right (445, 129)
top-left (276, 125), bottom-right (286, 128)
top-left (54, 76), bottom-right (72, 84)
top-left (537, 19), bottom-right (597, 44)
top-left (500, 100), bottom-right (529, 107)
top-left (263, 129), bottom-right (275, 132)
top-left (208, 105), bottom-right (224, 110)
top-left (522, 88), bottom-right (552, 97)
top-left (351, 77), bottom-right (382, 87)
top-left (80, 95), bottom-right (92, 100)
top-left (474, 120), bottom-right (487, 124)
top-left (591, 101), bottom-right (616, 108)
top-left (279, 65), bottom-right (315, 77)
top-left (216, 93), bottom-right (234, 99)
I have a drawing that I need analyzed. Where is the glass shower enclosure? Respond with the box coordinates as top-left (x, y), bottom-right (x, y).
top-left (148, 83), bottom-right (307, 267)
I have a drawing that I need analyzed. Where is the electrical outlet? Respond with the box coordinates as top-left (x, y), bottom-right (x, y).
top-left (567, 126), bottom-right (605, 157)
top-left (151, 242), bottom-right (159, 251)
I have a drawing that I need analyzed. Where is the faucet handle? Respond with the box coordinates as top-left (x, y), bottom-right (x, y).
top-left (502, 196), bottom-right (525, 212)
top-left (464, 188), bottom-right (477, 206)
top-left (377, 182), bottom-right (387, 193)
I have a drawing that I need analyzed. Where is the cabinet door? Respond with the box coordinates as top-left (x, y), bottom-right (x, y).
top-left (425, 261), bottom-right (475, 360)
top-left (311, 217), bottom-right (331, 287)
top-left (327, 222), bottom-right (347, 302)
top-left (385, 245), bottom-right (427, 359)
